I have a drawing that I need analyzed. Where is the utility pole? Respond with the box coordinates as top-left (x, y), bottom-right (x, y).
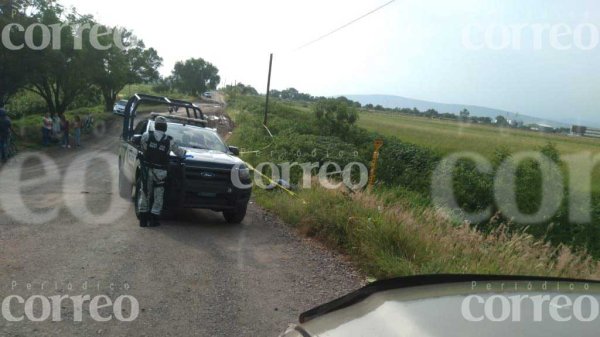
top-left (264, 53), bottom-right (273, 126)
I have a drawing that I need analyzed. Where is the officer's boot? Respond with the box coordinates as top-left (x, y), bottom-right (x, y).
top-left (139, 213), bottom-right (149, 227)
top-left (149, 214), bottom-right (161, 227)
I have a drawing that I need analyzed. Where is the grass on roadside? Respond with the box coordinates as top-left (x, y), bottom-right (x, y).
top-left (254, 186), bottom-right (600, 280)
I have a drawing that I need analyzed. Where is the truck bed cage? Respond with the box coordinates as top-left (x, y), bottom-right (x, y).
top-left (121, 93), bottom-right (206, 140)
top-left (148, 113), bottom-right (208, 128)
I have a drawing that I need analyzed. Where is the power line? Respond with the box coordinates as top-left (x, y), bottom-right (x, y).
top-left (296, 0), bottom-right (397, 51)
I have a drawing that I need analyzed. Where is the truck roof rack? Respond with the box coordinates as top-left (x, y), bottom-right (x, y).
top-left (121, 93), bottom-right (207, 140)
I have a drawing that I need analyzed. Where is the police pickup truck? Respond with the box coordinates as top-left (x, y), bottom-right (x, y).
top-left (117, 94), bottom-right (252, 224)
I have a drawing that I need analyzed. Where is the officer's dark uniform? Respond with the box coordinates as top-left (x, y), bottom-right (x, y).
top-left (138, 117), bottom-right (185, 227)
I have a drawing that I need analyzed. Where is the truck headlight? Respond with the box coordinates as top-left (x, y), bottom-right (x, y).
top-left (231, 164), bottom-right (252, 189)
top-left (238, 165), bottom-right (251, 181)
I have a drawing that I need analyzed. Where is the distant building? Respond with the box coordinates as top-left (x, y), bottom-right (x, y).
top-left (529, 123), bottom-right (555, 133)
top-left (572, 125), bottom-right (600, 138)
top-left (507, 119), bottom-right (523, 128)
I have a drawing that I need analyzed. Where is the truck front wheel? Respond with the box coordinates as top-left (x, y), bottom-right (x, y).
top-left (223, 203), bottom-right (248, 224)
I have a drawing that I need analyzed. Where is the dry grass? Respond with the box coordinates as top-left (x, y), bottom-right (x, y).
top-left (255, 186), bottom-right (600, 280)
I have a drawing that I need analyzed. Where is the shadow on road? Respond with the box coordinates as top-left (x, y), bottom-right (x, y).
top-left (161, 208), bottom-right (233, 228)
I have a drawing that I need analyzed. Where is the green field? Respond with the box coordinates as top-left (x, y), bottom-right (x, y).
top-left (359, 112), bottom-right (600, 157)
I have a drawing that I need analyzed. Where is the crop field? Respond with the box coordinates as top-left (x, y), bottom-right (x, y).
top-left (359, 112), bottom-right (600, 157)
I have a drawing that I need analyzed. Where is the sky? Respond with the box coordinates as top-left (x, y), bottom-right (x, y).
top-left (60, 0), bottom-right (600, 124)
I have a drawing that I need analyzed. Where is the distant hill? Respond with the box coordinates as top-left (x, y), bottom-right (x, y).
top-left (344, 94), bottom-right (570, 128)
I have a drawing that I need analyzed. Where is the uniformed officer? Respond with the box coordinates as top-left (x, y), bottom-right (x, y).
top-left (138, 116), bottom-right (186, 227)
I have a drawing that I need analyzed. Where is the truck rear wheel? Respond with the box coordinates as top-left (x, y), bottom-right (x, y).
top-left (134, 175), bottom-right (142, 220)
top-left (118, 167), bottom-right (131, 199)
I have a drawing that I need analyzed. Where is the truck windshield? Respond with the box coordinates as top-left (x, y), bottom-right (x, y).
top-left (165, 123), bottom-right (228, 153)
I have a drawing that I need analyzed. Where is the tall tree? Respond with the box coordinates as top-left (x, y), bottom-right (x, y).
top-left (23, 4), bottom-right (98, 113)
top-left (280, 88), bottom-right (299, 100)
top-left (496, 115), bottom-right (509, 126)
top-left (93, 29), bottom-right (162, 111)
top-left (425, 109), bottom-right (439, 118)
top-left (0, 1), bottom-right (51, 106)
top-left (314, 98), bottom-right (359, 134)
top-left (459, 108), bottom-right (470, 119)
top-left (224, 83), bottom-right (257, 96)
top-left (2, 1), bottom-right (162, 113)
top-left (171, 58), bottom-right (220, 96)
top-left (0, 13), bottom-right (31, 106)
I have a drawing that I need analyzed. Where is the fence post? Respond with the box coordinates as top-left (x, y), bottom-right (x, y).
top-left (368, 139), bottom-right (384, 191)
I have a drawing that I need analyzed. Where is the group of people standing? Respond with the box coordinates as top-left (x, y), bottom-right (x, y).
top-left (42, 113), bottom-right (82, 148)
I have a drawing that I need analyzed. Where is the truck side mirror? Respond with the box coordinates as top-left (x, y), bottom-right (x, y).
top-left (228, 146), bottom-right (240, 156)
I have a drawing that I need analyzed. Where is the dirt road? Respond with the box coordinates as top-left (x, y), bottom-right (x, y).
top-left (0, 104), bottom-right (362, 337)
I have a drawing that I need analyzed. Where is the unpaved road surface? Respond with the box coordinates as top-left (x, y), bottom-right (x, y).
top-left (0, 104), bottom-right (362, 336)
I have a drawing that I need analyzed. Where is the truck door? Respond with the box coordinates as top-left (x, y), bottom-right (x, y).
top-left (125, 120), bottom-right (148, 181)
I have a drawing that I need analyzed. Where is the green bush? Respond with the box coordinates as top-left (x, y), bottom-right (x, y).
top-left (376, 138), bottom-right (440, 195)
top-left (5, 91), bottom-right (47, 118)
